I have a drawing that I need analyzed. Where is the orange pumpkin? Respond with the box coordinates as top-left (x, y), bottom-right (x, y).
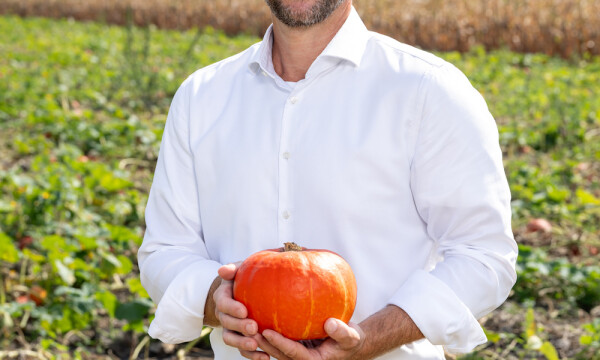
top-left (233, 242), bottom-right (357, 340)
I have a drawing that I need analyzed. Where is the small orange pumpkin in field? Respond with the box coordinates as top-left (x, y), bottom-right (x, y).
top-left (233, 242), bottom-right (357, 340)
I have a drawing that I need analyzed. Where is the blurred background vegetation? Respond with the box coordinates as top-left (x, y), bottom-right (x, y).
top-left (0, 0), bottom-right (599, 359)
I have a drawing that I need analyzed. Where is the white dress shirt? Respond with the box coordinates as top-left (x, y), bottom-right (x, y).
top-left (138, 7), bottom-right (517, 359)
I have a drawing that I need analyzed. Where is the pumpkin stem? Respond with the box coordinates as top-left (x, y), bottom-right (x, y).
top-left (284, 242), bottom-right (302, 252)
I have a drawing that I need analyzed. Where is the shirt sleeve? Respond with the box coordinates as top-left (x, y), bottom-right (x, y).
top-left (388, 63), bottom-right (518, 354)
top-left (137, 79), bottom-right (222, 344)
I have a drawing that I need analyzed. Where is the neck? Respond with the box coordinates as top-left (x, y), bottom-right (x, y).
top-left (271, 1), bottom-right (352, 82)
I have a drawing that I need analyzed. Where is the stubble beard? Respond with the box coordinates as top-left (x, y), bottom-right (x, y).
top-left (265, 0), bottom-right (347, 27)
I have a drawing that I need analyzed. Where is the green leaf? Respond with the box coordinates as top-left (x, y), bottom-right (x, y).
top-left (116, 254), bottom-right (133, 274)
top-left (115, 299), bottom-right (152, 322)
top-left (546, 185), bottom-right (570, 202)
top-left (105, 224), bottom-right (142, 245)
top-left (539, 341), bottom-right (559, 360)
top-left (122, 319), bottom-right (145, 333)
top-left (484, 328), bottom-right (501, 343)
top-left (40, 234), bottom-right (67, 251)
top-left (22, 248), bottom-right (45, 262)
top-left (0, 233), bottom-right (19, 263)
top-left (96, 290), bottom-right (119, 318)
top-left (99, 250), bottom-right (121, 268)
top-left (76, 235), bottom-right (98, 250)
top-left (41, 339), bottom-right (57, 351)
top-left (126, 277), bottom-right (149, 298)
top-left (99, 173), bottom-right (132, 192)
top-left (580, 335), bottom-right (593, 345)
top-left (576, 188), bottom-right (600, 205)
top-left (525, 308), bottom-right (537, 339)
top-left (55, 259), bottom-right (75, 285)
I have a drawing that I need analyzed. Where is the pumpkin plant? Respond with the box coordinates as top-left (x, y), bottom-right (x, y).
top-left (233, 242), bottom-right (357, 340)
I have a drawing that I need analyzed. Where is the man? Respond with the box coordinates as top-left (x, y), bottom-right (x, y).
top-left (138, 0), bottom-right (518, 359)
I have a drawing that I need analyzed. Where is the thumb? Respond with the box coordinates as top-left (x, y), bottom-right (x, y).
top-left (324, 319), bottom-right (363, 350)
top-left (218, 261), bottom-right (242, 281)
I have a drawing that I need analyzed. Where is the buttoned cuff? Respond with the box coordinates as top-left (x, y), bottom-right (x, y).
top-left (388, 269), bottom-right (487, 354)
top-left (148, 260), bottom-right (222, 344)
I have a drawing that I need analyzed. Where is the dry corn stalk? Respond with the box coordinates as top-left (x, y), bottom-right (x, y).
top-left (1, 0), bottom-right (598, 57)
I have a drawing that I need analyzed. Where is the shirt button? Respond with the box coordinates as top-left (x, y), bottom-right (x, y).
top-left (262, 71), bottom-right (268, 77)
top-left (290, 97), bottom-right (298, 104)
top-left (282, 210), bottom-right (291, 220)
top-left (282, 152), bottom-right (291, 160)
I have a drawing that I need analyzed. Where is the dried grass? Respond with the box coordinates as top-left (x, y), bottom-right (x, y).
top-left (2, 0), bottom-right (599, 57)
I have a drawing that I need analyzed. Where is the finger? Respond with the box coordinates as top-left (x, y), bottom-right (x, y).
top-left (218, 312), bottom-right (258, 336)
top-left (223, 329), bottom-right (259, 352)
top-left (239, 349), bottom-right (270, 360)
top-left (253, 333), bottom-right (291, 360)
top-left (324, 319), bottom-right (363, 350)
top-left (213, 279), bottom-right (232, 301)
top-left (262, 330), bottom-right (310, 360)
top-left (218, 262), bottom-right (242, 281)
top-left (215, 285), bottom-right (248, 319)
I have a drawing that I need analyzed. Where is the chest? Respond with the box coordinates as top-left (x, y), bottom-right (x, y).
top-left (188, 71), bottom-right (419, 186)
top-left (186, 69), bottom-right (424, 262)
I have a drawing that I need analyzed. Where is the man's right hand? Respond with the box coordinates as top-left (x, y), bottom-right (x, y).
top-left (213, 263), bottom-right (260, 353)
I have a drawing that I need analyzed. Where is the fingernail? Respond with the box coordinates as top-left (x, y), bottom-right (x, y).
top-left (326, 319), bottom-right (338, 333)
top-left (246, 323), bottom-right (256, 334)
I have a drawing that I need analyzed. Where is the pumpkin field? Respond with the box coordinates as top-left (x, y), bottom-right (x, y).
top-left (1, 4), bottom-right (600, 360)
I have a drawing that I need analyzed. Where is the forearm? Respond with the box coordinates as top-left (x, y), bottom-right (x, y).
top-left (354, 305), bottom-right (424, 360)
top-left (203, 275), bottom-right (222, 327)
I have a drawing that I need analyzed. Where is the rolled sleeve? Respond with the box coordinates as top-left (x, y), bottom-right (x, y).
top-left (389, 270), bottom-right (486, 353)
top-left (138, 78), bottom-right (222, 344)
top-left (395, 63), bottom-right (518, 353)
top-left (148, 259), bottom-right (221, 344)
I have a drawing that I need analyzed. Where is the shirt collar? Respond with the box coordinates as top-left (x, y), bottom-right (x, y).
top-left (247, 25), bottom-right (276, 76)
top-left (248, 6), bottom-right (370, 77)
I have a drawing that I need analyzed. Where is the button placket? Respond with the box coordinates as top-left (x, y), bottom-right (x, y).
top-left (277, 90), bottom-right (302, 245)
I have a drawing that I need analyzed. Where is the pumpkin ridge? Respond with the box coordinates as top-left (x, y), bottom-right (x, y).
top-left (273, 304), bottom-right (280, 333)
top-left (302, 276), bottom-right (314, 339)
top-left (334, 260), bottom-right (350, 322)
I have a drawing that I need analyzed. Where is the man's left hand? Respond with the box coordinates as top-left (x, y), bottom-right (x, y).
top-left (239, 318), bottom-right (365, 360)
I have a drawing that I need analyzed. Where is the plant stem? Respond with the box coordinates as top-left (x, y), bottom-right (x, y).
top-left (284, 242), bottom-right (302, 252)
top-left (19, 257), bottom-right (28, 285)
top-left (0, 271), bottom-right (6, 305)
top-left (130, 335), bottom-right (150, 360)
